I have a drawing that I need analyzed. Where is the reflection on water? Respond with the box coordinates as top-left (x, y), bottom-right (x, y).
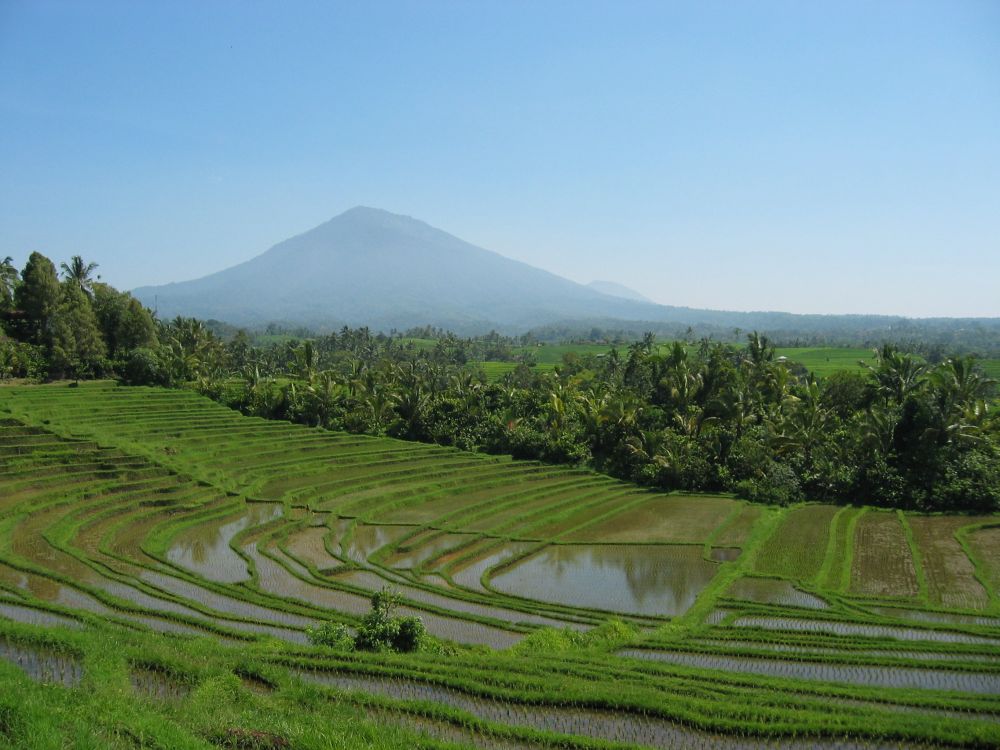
top-left (386, 532), bottom-right (475, 569)
top-left (298, 669), bottom-right (913, 750)
top-left (244, 542), bottom-right (521, 648)
top-left (869, 606), bottom-right (1000, 628)
top-left (619, 649), bottom-right (1000, 694)
top-left (166, 503), bottom-right (282, 583)
top-left (342, 524), bottom-right (410, 564)
top-left (491, 545), bottom-right (718, 617)
top-left (450, 542), bottom-right (536, 592)
top-left (0, 601), bottom-right (83, 629)
top-left (0, 637), bottom-right (83, 686)
top-left (725, 577), bottom-right (828, 610)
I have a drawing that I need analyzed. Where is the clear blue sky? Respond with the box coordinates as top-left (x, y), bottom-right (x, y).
top-left (1, 1), bottom-right (998, 317)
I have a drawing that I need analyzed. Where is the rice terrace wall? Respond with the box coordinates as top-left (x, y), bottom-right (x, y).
top-left (1, 382), bottom-right (998, 748)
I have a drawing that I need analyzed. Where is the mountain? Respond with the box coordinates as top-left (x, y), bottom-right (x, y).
top-left (133, 207), bottom-right (664, 331)
top-left (133, 207), bottom-right (1000, 343)
top-left (586, 280), bottom-right (652, 303)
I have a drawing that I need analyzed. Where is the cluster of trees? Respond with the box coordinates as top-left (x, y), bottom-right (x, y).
top-left (200, 329), bottom-right (1000, 512)
top-left (0, 251), bottom-right (250, 387)
top-left (0, 253), bottom-right (158, 380)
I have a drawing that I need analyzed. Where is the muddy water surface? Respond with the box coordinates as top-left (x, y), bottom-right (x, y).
top-left (726, 577), bottom-right (828, 609)
top-left (619, 649), bottom-right (1000, 693)
top-left (491, 545), bottom-right (719, 617)
top-left (298, 669), bottom-right (932, 749)
top-left (166, 503), bottom-right (282, 583)
top-left (0, 637), bottom-right (83, 686)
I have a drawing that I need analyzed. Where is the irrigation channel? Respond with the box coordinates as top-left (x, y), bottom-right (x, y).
top-left (0, 382), bottom-right (998, 748)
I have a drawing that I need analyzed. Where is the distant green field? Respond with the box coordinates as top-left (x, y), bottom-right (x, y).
top-left (471, 345), bottom-right (998, 383)
top-left (774, 347), bottom-right (874, 377)
top-left (473, 344), bottom-right (876, 381)
top-left (514, 343), bottom-right (616, 364)
top-left (979, 359), bottom-right (1000, 380)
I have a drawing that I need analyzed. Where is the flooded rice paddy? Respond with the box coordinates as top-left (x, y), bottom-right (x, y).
top-left (725, 577), bottom-right (829, 609)
top-left (166, 503), bottom-right (283, 583)
top-left (130, 665), bottom-right (192, 701)
top-left (0, 637), bottom-right (82, 686)
top-left (618, 649), bottom-right (1000, 693)
top-left (731, 616), bottom-right (1000, 645)
top-left (298, 669), bottom-right (936, 749)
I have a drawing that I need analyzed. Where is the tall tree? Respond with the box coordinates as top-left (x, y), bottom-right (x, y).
top-left (13, 252), bottom-right (61, 345)
top-left (91, 283), bottom-right (157, 357)
top-left (0, 256), bottom-right (18, 311)
top-left (49, 283), bottom-right (107, 379)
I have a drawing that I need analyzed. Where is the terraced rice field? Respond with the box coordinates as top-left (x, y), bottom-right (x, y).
top-left (0, 382), bottom-right (998, 748)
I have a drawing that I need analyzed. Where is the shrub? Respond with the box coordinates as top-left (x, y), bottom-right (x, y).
top-left (392, 616), bottom-right (426, 653)
top-left (352, 587), bottom-right (426, 653)
top-left (305, 622), bottom-right (354, 650)
top-left (120, 347), bottom-right (168, 386)
top-left (735, 461), bottom-right (803, 505)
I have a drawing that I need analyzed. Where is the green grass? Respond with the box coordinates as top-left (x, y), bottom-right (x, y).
top-left (473, 343), bottom-right (884, 381)
top-left (773, 347), bottom-right (875, 376)
top-left (978, 358), bottom-right (1000, 380)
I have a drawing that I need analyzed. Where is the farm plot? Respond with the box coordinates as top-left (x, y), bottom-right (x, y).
top-left (907, 515), bottom-right (991, 610)
top-left (724, 577), bottom-right (828, 610)
top-left (2, 383), bottom-right (1000, 750)
top-left (849, 511), bottom-right (921, 600)
top-left (165, 503), bottom-right (283, 583)
top-left (967, 524), bottom-right (1000, 596)
top-left (752, 504), bottom-right (839, 581)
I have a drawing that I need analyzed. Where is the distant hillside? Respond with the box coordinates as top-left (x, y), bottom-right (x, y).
top-left (134, 207), bottom-right (1000, 343)
top-left (586, 280), bottom-right (652, 303)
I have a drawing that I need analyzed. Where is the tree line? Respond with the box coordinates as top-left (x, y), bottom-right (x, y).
top-left (2, 252), bottom-right (997, 512)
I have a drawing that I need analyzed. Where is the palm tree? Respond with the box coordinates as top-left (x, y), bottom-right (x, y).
top-left (931, 357), bottom-right (996, 410)
top-left (768, 375), bottom-right (830, 460)
top-left (0, 256), bottom-right (18, 307)
top-left (60, 255), bottom-right (100, 294)
top-left (864, 345), bottom-right (926, 405)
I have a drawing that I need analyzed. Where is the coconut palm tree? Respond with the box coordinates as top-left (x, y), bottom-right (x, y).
top-left (864, 345), bottom-right (926, 406)
top-left (60, 255), bottom-right (100, 294)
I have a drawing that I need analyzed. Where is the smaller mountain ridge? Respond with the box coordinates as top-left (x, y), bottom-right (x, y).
top-left (587, 280), bottom-right (653, 303)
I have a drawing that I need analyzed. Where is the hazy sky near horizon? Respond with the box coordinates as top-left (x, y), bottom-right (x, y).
top-left (2, 1), bottom-right (998, 318)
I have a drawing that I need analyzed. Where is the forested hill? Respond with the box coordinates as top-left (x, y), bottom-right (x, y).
top-left (132, 207), bottom-right (1000, 342)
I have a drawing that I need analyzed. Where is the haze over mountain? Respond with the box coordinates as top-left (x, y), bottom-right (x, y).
top-left (134, 207), bottom-right (1000, 339)
top-left (586, 281), bottom-right (652, 303)
top-left (134, 207), bottom-right (670, 331)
